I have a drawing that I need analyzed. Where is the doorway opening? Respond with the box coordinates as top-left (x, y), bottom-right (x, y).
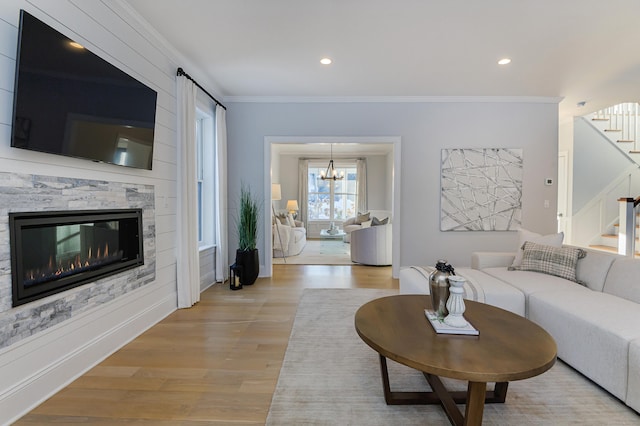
top-left (264, 136), bottom-right (401, 278)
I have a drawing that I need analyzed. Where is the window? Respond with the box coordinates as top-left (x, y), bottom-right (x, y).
top-left (196, 105), bottom-right (216, 247)
top-left (196, 116), bottom-right (204, 242)
top-left (307, 162), bottom-right (357, 221)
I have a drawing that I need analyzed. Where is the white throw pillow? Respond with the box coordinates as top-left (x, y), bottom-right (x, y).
top-left (360, 219), bottom-right (372, 228)
top-left (287, 213), bottom-right (296, 228)
top-left (510, 229), bottom-right (564, 268)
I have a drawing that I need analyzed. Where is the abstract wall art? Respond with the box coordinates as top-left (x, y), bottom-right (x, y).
top-left (440, 148), bottom-right (523, 231)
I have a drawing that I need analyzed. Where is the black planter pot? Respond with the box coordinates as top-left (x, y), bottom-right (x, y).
top-left (235, 248), bottom-right (259, 285)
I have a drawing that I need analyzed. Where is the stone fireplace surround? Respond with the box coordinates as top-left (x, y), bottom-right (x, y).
top-left (0, 172), bottom-right (156, 350)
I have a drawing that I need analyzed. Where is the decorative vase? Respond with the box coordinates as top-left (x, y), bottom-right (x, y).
top-left (444, 275), bottom-right (468, 328)
top-left (235, 248), bottom-right (259, 285)
top-left (429, 260), bottom-right (455, 318)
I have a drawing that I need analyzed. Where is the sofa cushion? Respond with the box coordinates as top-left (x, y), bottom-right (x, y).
top-left (483, 267), bottom-right (589, 297)
top-left (603, 258), bottom-right (640, 304)
top-left (529, 289), bottom-right (640, 401)
top-left (627, 338), bottom-right (640, 412)
top-left (457, 268), bottom-right (525, 316)
top-left (574, 247), bottom-right (620, 292)
top-left (510, 228), bottom-right (564, 268)
top-left (471, 251), bottom-right (516, 269)
top-left (511, 242), bottom-right (586, 283)
top-left (481, 266), bottom-right (590, 316)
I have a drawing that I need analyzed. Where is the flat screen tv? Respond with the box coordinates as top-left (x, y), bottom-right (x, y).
top-left (11, 10), bottom-right (157, 170)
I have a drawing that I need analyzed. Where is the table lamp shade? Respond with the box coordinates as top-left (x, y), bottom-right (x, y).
top-left (286, 200), bottom-right (299, 212)
top-left (272, 184), bottom-right (282, 201)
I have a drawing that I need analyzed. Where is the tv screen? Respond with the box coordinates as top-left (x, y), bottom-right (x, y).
top-left (11, 10), bottom-right (157, 170)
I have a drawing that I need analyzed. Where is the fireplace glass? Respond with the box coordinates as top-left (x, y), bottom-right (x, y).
top-left (10, 209), bottom-right (144, 306)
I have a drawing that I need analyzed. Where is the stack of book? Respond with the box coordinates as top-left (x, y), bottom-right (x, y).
top-left (424, 310), bottom-right (479, 336)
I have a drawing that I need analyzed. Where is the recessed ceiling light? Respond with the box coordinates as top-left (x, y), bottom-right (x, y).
top-left (320, 57), bottom-right (332, 65)
top-left (69, 41), bottom-right (85, 49)
top-left (498, 58), bottom-right (511, 65)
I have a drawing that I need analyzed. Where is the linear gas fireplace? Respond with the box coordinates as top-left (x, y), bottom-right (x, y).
top-left (9, 209), bottom-right (144, 307)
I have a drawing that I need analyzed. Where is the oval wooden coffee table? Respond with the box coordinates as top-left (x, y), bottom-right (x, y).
top-left (355, 295), bottom-right (557, 426)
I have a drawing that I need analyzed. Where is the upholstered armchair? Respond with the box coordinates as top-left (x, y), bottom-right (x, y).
top-left (273, 213), bottom-right (307, 257)
top-left (350, 223), bottom-right (392, 266)
top-left (343, 210), bottom-right (391, 242)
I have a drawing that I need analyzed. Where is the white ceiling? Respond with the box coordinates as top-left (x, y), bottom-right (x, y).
top-left (125, 0), bottom-right (640, 120)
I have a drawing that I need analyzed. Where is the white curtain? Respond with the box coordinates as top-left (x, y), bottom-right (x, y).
top-left (357, 158), bottom-right (368, 213)
top-left (298, 159), bottom-right (309, 227)
top-left (176, 75), bottom-right (200, 308)
top-left (215, 105), bottom-right (228, 283)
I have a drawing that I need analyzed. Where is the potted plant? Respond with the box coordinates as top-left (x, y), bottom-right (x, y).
top-left (235, 182), bottom-right (260, 285)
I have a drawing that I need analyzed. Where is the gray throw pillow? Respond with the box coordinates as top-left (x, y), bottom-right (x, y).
top-left (512, 241), bottom-right (586, 283)
top-left (371, 217), bottom-right (389, 226)
top-left (510, 229), bottom-right (564, 268)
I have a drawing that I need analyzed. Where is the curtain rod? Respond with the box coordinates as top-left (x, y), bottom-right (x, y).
top-left (176, 67), bottom-right (226, 110)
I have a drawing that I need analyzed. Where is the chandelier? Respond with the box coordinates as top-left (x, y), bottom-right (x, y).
top-left (320, 144), bottom-right (344, 180)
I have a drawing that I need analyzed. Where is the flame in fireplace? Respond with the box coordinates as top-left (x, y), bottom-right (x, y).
top-left (24, 242), bottom-right (123, 286)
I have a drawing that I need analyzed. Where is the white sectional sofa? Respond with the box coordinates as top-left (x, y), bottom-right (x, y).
top-left (400, 242), bottom-right (640, 413)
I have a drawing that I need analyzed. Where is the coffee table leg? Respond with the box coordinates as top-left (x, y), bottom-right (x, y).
top-left (464, 381), bottom-right (486, 426)
top-left (379, 353), bottom-right (392, 404)
top-left (424, 373), bottom-right (464, 426)
top-left (492, 381), bottom-right (508, 402)
top-left (379, 355), bottom-right (442, 404)
top-left (377, 355), bottom-right (510, 426)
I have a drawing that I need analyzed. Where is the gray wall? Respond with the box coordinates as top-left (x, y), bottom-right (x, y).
top-left (365, 154), bottom-right (391, 210)
top-left (226, 100), bottom-right (560, 269)
top-left (572, 117), bottom-right (635, 214)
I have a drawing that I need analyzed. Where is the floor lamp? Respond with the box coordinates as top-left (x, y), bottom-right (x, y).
top-left (272, 183), bottom-right (287, 263)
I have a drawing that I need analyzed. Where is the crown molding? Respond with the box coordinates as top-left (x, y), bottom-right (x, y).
top-left (224, 95), bottom-right (564, 104)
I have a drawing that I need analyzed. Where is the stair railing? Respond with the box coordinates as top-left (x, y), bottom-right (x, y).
top-left (618, 196), bottom-right (640, 257)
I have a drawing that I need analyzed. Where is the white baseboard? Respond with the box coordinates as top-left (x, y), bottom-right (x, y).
top-left (0, 283), bottom-right (177, 425)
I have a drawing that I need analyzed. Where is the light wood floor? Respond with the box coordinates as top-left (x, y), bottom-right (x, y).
top-left (16, 265), bottom-right (398, 425)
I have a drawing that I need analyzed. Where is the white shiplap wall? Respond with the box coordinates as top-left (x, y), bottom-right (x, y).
top-left (0, 1), bottom-right (216, 422)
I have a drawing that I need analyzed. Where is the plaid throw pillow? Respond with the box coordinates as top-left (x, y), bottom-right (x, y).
top-left (514, 241), bottom-right (586, 282)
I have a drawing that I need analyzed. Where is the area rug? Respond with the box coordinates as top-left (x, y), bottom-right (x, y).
top-left (272, 239), bottom-right (352, 265)
top-left (266, 288), bottom-right (639, 425)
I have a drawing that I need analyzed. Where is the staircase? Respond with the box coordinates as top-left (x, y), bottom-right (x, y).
top-left (590, 200), bottom-right (640, 257)
top-left (589, 102), bottom-right (640, 167)
top-left (584, 103), bottom-right (640, 256)
top-left (591, 215), bottom-right (640, 255)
